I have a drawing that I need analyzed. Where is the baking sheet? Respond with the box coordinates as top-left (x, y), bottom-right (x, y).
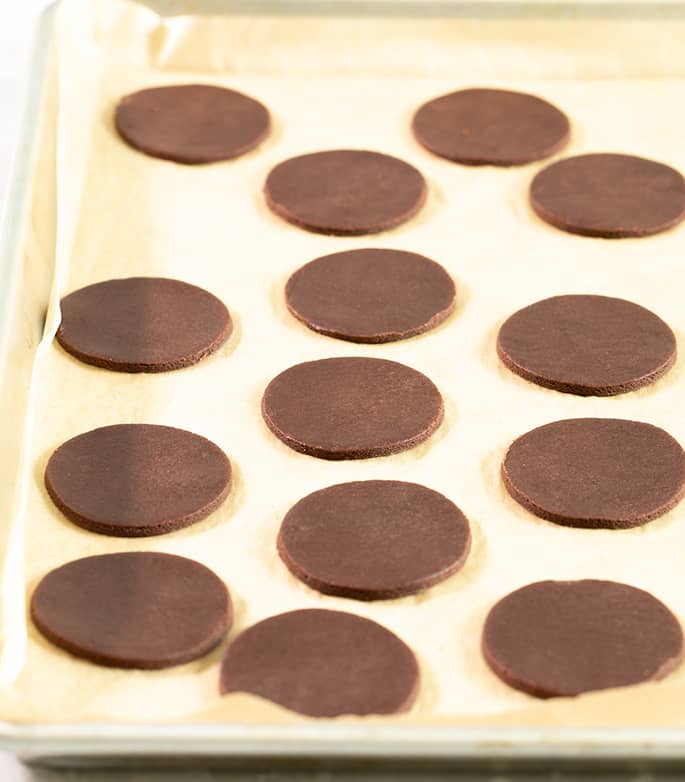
top-left (4, 0), bottom-right (685, 732)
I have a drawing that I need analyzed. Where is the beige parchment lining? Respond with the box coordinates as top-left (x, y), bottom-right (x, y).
top-left (3, 0), bottom-right (685, 727)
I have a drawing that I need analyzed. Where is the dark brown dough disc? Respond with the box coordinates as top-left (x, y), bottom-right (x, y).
top-left (262, 357), bottom-right (443, 460)
top-left (412, 87), bottom-right (570, 166)
top-left (502, 418), bottom-right (685, 529)
top-left (497, 295), bottom-right (676, 396)
top-left (264, 150), bottom-right (427, 235)
top-left (220, 609), bottom-right (418, 717)
top-left (32, 552), bottom-right (231, 669)
top-left (115, 84), bottom-right (270, 164)
top-left (57, 277), bottom-right (232, 373)
top-left (530, 153), bottom-right (685, 238)
top-left (482, 580), bottom-right (683, 698)
top-left (285, 248), bottom-right (456, 343)
top-left (278, 480), bottom-right (471, 600)
top-left (45, 424), bottom-right (231, 537)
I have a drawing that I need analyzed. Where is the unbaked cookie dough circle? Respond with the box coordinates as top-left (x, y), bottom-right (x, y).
top-left (264, 150), bottom-right (427, 235)
top-left (115, 84), bottom-right (270, 164)
top-left (497, 294), bottom-right (676, 396)
top-left (530, 153), bottom-right (685, 238)
top-left (261, 357), bottom-right (443, 460)
top-left (412, 87), bottom-right (570, 166)
top-left (285, 248), bottom-right (456, 343)
top-left (278, 480), bottom-right (471, 600)
top-left (502, 418), bottom-right (685, 529)
top-left (45, 424), bottom-right (232, 537)
top-left (219, 609), bottom-right (419, 717)
top-left (57, 277), bottom-right (232, 373)
top-left (32, 552), bottom-right (231, 669)
top-left (482, 579), bottom-right (683, 698)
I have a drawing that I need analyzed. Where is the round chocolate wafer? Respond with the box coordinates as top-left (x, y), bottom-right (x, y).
top-left (32, 552), bottom-right (231, 669)
top-left (497, 294), bottom-right (676, 396)
top-left (278, 480), bottom-right (471, 600)
top-left (220, 609), bottom-right (419, 716)
top-left (57, 277), bottom-right (232, 373)
top-left (502, 418), bottom-right (685, 529)
top-left (115, 84), bottom-right (270, 164)
top-left (285, 248), bottom-right (456, 343)
top-left (413, 87), bottom-right (569, 166)
top-left (530, 153), bottom-right (685, 238)
top-left (45, 424), bottom-right (231, 537)
top-left (264, 150), bottom-right (426, 235)
top-left (483, 579), bottom-right (683, 698)
top-left (262, 357), bottom-right (443, 460)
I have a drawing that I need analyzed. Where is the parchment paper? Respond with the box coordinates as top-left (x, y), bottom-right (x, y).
top-left (4, 0), bottom-right (685, 726)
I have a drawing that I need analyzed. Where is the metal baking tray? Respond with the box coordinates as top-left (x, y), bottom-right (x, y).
top-left (2, 0), bottom-right (685, 771)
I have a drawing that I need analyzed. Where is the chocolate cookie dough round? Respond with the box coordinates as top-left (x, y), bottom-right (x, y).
top-left (220, 609), bottom-right (418, 716)
top-left (285, 248), bottom-right (456, 343)
top-left (262, 357), bottom-right (443, 460)
top-left (57, 277), bottom-right (232, 373)
top-left (502, 418), bottom-right (685, 529)
top-left (482, 580), bottom-right (683, 698)
top-left (32, 552), bottom-right (231, 669)
top-left (412, 87), bottom-right (570, 166)
top-left (278, 480), bottom-right (471, 600)
top-left (45, 424), bottom-right (231, 537)
top-left (264, 150), bottom-right (427, 235)
top-left (115, 84), bottom-right (270, 164)
top-left (497, 295), bottom-right (677, 396)
top-left (530, 153), bottom-right (685, 238)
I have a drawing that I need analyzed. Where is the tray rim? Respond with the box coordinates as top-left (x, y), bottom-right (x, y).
top-left (3, 722), bottom-right (685, 762)
top-left (3, 0), bottom-right (685, 765)
top-left (138, 0), bottom-right (685, 18)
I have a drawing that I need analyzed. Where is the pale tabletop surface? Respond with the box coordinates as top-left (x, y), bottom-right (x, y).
top-left (0, 1), bottom-right (679, 780)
